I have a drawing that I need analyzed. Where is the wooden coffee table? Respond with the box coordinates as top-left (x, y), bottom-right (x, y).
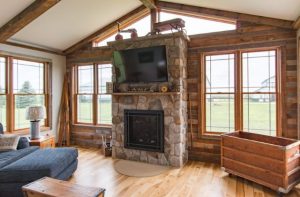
top-left (22, 177), bottom-right (105, 197)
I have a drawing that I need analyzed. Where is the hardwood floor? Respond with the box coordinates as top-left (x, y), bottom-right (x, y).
top-left (69, 147), bottom-right (300, 197)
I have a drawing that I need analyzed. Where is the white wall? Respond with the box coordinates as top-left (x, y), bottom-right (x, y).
top-left (0, 43), bottom-right (66, 137)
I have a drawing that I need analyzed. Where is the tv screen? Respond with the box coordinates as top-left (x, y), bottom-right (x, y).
top-left (113, 45), bottom-right (168, 83)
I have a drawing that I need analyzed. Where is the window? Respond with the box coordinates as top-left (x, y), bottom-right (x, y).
top-left (0, 57), bottom-right (6, 130)
top-left (160, 11), bottom-right (236, 35)
top-left (205, 54), bottom-right (235, 132)
top-left (74, 64), bottom-right (112, 125)
top-left (202, 49), bottom-right (279, 136)
top-left (98, 64), bottom-right (112, 124)
top-left (96, 15), bottom-right (151, 47)
top-left (95, 13), bottom-right (235, 46)
top-left (77, 65), bottom-right (94, 123)
top-left (0, 56), bottom-right (50, 132)
top-left (13, 59), bottom-right (45, 129)
top-left (242, 51), bottom-right (277, 135)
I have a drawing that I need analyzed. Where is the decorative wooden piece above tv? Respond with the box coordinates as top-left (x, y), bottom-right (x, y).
top-left (221, 131), bottom-right (300, 194)
top-left (153, 18), bottom-right (185, 33)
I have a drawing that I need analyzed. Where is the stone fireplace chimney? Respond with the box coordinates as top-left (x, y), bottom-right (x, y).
top-left (110, 32), bottom-right (189, 167)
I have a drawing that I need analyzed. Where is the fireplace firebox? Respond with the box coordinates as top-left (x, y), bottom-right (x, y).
top-left (124, 109), bottom-right (164, 152)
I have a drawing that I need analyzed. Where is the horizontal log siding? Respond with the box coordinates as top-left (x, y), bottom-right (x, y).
top-left (187, 23), bottom-right (297, 163)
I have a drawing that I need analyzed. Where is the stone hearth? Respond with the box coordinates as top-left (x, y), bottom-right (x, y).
top-left (110, 32), bottom-right (188, 167)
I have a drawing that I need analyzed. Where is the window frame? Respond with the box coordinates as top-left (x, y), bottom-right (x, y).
top-left (200, 47), bottom-right (282, 137)
top-left (73, 63), bottom-right (112, 127)
top-left (0, 55), bottom-right (51, 133)
top-left (0, 56), bottom-right (8, 131)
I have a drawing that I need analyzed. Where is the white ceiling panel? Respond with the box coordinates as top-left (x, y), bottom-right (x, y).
top-left (163, 0), bottom-right (300, 21)
top-left (0, 0), bottom-right (35, 27)
top-left (10, 0), bottom-right (142, 51)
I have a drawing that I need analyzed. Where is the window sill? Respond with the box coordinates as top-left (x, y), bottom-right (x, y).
top-left (72, 124), bottom-right (112, 129)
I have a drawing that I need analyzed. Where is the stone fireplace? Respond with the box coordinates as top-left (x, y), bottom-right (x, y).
top-left (124, 109), bottom-right (164, 153)
top-left (110, 32), bottom-right (189, 167)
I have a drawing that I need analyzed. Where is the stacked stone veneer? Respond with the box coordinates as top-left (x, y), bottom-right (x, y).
top-left (109, 32), bottom-right (189, 167)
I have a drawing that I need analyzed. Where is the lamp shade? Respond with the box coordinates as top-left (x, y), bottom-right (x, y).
top-left (26, 106), bottom-right (46, 121)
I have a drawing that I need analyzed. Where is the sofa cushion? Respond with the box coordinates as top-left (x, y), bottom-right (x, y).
top-left (0, 123), bottom-right (3, 134)
top-left (17, 137), bottom-right (30, 150)
top-left (0, 147), bottom-right (78, 183)
top-left (0, 134), bottom-right (20, 152)
top-left (0, 147), bottom-right (39, 169)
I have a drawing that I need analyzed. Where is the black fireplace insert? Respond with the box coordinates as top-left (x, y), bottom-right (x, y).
top-left (124, 109), bottom-right (164, 152)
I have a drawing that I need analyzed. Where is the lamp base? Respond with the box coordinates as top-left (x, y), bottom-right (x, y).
top-left (30, 120), bottom-right (40, 140)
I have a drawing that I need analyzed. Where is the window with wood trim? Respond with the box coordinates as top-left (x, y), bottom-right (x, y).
top-left (74, 64), bottom-right (112, 126)
top-left (97, 64), bottom-right (112, 124)
top-left (95, 15), bottom-right (150, 47)
top-left (0, 57), bottom-right (6, 130)
top-left (204, 54), bottom-right (235, 133)
top-left (160, 11), bottom-right (236, 35)
top-left (201, 49), bottom-right (280, 136)
top-left (0, 56), bottom-right (51, 132)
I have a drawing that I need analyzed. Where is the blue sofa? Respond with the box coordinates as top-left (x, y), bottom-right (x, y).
top-left (0, 124), bottom-right (78, 197)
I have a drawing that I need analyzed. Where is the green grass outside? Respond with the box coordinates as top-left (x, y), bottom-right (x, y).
top-left (206, 101), bottom-right (276, 136)
top-left (0, 100), bottom-right (276, 135)
top-left (78, 101), bottom-right (112, 124)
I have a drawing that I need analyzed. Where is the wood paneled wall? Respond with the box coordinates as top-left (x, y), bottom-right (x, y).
top-left (66, 46), bottom-right (112, 147)
top-left (67, 23), bottom-right (297, 163)
top-left (187, 23), bottom-right (297, 163)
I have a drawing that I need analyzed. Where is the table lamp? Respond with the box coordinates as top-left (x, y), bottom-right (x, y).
top-left (26, 106), bottom-right (46, 139)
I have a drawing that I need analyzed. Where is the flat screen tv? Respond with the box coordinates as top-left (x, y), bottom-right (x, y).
top-left (113, 45), bottom-right (168, 83)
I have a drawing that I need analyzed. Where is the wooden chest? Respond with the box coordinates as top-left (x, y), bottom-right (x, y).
top-left (221, 131), bottom-right (300, 194)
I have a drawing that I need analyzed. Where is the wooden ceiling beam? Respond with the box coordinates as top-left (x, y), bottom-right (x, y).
top-left (293, 16), bottom-right (300, 29)
top-left (64, 5), bottom-right (149, 55)
top-left (139, 0), bottom-right (157, 9)
top-left (158, 1), bottom-right (294, 29)
top-left (0, 0), bottom-right (60, 42)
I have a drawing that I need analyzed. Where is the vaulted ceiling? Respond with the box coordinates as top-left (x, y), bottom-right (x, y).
top-left (1, 0), bottom-right (300, 54)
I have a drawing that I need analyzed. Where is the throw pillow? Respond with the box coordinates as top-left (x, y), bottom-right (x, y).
top-left (0, 134), bottom-right (20, 151)
top-left (17, 137), bottom-right (30, 150)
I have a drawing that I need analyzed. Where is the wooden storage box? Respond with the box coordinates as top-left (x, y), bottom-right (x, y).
top-left (221, 131), bottom-right (300, 194)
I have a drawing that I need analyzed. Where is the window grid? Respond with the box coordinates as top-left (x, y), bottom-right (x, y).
top-left (204, 54), bottom-right (235, 133)
top-left (0, 56), bottom-right (50, 132)
top-left (242, 50), bottom-right (277, 136)
top-left (202, 49), bottom-right (279, 136)
top-left (0, 57), bottom-right (6, 130)
top-left (75, 64), bottom-right (112, 126)
top-left (12, 59), bottom-right (46, 130)
top-left (97, 64), bottom-right (112, 125)
top-left (76, 65), bottom-right (94, 124)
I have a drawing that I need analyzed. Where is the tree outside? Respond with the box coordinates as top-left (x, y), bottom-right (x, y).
top-left (16, 81), bottom-right (37, 108)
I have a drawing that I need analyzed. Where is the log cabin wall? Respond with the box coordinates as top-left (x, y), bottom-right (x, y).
top-left (297, 29), bottom-right (300, 140)
top-left (187, 22), bottom-right (297, 163)
top-left (66, 23), bottom-right (297, 163)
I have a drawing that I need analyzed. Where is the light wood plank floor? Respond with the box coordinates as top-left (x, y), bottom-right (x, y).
top-left (69, 147), bottom-right (300, 197)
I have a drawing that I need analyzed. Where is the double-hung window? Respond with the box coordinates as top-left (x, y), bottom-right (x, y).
top-left (202, 49), bottom-right (280, 136)
top-left (0, 56), bottom-right (50, 132)
top-left (74, 64), bottom-right (112, 126)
